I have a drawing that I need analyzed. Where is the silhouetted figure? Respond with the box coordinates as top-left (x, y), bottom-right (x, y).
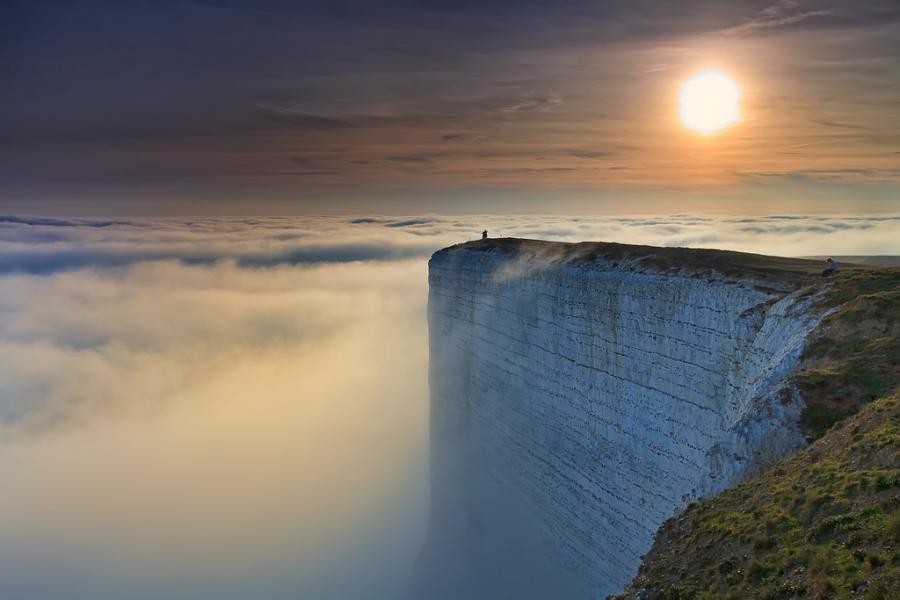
top-left (482, 229), bottom-right (488, 240)
top-left (821, 257), bottom-right (838, 277)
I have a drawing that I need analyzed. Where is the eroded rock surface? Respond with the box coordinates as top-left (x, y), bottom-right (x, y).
top-left (422, 240), bottom-right (827, 598)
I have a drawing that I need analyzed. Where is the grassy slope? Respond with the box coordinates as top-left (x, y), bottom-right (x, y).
top-left (796, 270), bottom-right (900, 438)
top-left (615, 269), bottom-right (900, 599)
top-left (616, 394), bottom-right (900, 599)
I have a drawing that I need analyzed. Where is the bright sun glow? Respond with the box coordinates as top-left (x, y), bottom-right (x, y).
top-left (679, 69), bottom-right (741, 134)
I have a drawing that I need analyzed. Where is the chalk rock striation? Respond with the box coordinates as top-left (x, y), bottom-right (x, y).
top-left (423, 239), bottom-right (827, 599)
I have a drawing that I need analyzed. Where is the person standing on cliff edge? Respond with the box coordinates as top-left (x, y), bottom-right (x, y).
top-left (482, 229), bottom-right (488, 239)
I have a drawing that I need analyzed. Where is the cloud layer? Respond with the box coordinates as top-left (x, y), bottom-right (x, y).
top-left (0, 213), bottom-right (898, 599)
top-left (1, 213), bottom-right (898, 278)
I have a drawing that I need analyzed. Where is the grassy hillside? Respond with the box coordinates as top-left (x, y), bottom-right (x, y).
top-left (615, 394), bottom-right (899, 599)
top-left (797, 269), bottom-right (900, 439)
top-left (615, 268), bottom-right (900, 600)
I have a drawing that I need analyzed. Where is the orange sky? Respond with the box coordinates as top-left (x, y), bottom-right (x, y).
top-left (3, 1), bottom-right (898, 214)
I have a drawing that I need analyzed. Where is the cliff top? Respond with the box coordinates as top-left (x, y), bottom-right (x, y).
top-left (440, 238), bottom-right (877, 287)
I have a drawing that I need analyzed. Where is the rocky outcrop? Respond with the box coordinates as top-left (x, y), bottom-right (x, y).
top-left (422, 239), bottom-right (828, 599)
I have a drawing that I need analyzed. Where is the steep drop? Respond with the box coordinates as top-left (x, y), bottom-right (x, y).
top-left (421, 239), bottom-right (832, 598)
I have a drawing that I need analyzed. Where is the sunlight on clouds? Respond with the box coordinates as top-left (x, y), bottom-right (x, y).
top-left (0, 258), bottom-right (428, 600)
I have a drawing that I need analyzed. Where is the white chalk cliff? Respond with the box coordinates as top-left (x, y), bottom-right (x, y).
top-left (420, 239), bottom-right (827, 599)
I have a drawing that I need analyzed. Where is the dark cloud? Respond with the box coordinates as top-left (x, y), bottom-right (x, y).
top-left (252, 105), bottom-right (358, 130)
top-left (384, 218), bottom-right (434, 227)
top-left (244, 170), bottom-right (344, 177)
top-left (0, 242), bottom-right (435, 275)
top-left (385, 154), bottom-right (442, 163)
top-left (739, 221), bottom-right (875, 235)
top-left (734, 168), bottom-right (898, 183)
top-left (0, 248), bottom-right (217, 275)
top-left (235, 242), bottom-right (433, 266)
top-left (665, 234), bottom-right (722, 246)
top-left (568, 150), bottom-right (609, 159)
top-left (476, 167), bottom-right (579, 173)
top-left (812, 119), bottom-right (866, 130)
top-left (0, 215), bottom-right (134, 227)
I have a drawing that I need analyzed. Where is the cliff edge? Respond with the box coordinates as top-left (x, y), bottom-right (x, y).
top-left (615, 264), bottom-right (900, 599)
top-left (421, 238), bottom-right (889, 598)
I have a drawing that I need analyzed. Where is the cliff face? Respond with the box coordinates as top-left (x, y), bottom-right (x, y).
top-left (424, 240), bottom-right (829, 599)
top-left (616, 266), bottom-right (900, 599)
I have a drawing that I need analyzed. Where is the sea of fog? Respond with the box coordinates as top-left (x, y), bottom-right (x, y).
top-left (0, 213), bottom-right (898, 599)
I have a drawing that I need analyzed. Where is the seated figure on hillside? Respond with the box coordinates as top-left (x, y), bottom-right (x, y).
top-left (821, 257), bottom-right (838, 277)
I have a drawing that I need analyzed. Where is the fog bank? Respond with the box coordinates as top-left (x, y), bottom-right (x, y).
top-left (0, 214), bottom-right (897, 598)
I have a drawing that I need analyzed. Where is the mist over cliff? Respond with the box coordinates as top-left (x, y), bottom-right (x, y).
top-left (420, 239), bottom-right (834, 598)
top-left (0, 215), bottom-right (897, 599)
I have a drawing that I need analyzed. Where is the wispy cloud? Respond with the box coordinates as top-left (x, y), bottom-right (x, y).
top-left (500, 94), bottom-right (564, 114)
top-left (719, 1), bottom-right (832, 35)
top-left (811, 119), bottom-right (867, 130)
top-left (252, 104), bottom-right (358, 130)
top-left (734, 168), bottom-right (900, 183)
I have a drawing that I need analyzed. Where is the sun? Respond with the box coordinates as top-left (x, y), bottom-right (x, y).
top-left (679, 69), bottom-right (741, 134)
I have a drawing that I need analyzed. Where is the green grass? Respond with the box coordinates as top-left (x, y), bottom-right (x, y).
top-left (794, 270), bottom-right (900, 438)
top-left (800, 404), bottom-right (858, 435)
top-left (613, 267), bottom-right (900, 600)
top-left (615, 395), bottom-right (900, 600)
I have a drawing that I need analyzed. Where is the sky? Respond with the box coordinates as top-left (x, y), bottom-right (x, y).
top-left (4, 0), bottom-right (899, 214)
top-left (2, 1), bottom-right (900, 597)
